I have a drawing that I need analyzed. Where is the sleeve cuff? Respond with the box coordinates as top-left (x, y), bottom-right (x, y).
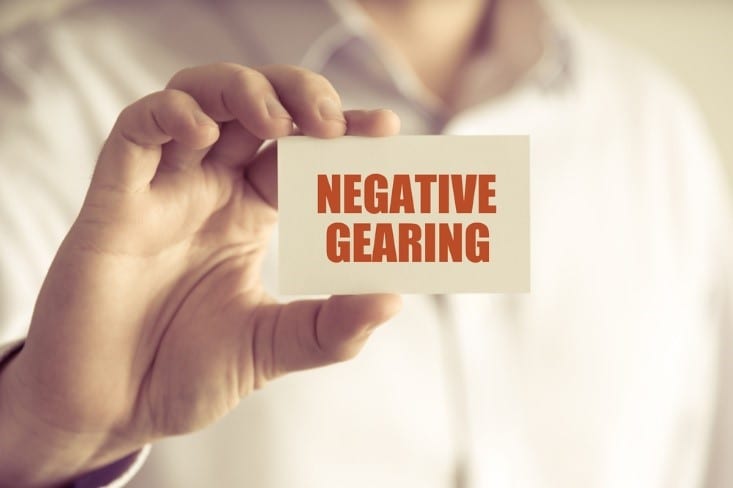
top-left (0, 338), bottom-right (24, 365)
top-left (73, 445), bottom-right (151, 488)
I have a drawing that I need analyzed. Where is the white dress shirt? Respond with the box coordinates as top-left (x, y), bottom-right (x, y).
top-left (0, 1), bottom-right (731, 487)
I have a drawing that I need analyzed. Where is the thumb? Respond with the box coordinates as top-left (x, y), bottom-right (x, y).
top-left (250, 294), bottom-right (402, 383)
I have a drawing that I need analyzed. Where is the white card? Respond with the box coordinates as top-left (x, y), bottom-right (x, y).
top-left (277, 135), bottom-right (530, 294)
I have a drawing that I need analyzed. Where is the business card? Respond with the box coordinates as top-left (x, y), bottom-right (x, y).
top-left (277, 135), bottom-right (529, 294)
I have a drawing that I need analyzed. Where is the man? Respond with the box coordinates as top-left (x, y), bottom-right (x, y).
top-left (0, 0), bottom-right (730, 487)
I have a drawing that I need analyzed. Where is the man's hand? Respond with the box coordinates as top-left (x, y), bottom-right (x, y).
top-left (0, 63), bottom-right (402, 487)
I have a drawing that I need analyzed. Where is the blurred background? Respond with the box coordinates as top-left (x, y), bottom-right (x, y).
top-left (564, 0), bottom-right (733, 184)
top-left (0, 0), bottom-right (731, 183)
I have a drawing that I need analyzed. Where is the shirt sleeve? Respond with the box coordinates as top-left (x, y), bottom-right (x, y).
top-left (631, 58), bottom-right (733, 486)
top-left (665, 79), bottom-right (733, 487)
top-left (682, 106), bottom-right (733, 488)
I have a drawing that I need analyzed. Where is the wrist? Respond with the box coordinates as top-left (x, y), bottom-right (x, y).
top-left (0, 350), bottom-right (139, 487)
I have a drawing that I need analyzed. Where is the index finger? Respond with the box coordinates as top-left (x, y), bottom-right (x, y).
top-left (167, 63), bottom-right (293, 141)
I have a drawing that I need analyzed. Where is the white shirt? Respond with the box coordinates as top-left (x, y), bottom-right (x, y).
top-left (0, 1), bottom-right (731, 487)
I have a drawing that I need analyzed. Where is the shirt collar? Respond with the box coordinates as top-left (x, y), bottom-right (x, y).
top-left (220, 0), bottom-right (346, 67)
top-left (232, 0), bottom-right (575, 108)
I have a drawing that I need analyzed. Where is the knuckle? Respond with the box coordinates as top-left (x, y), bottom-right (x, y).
top-left (116, 100), bottom-right (150, 136)
top-left (228, 66), bottom-right (267, 93)
top-left (262, 65), bottom-right (336, 94)
top-left (168, 62), bottom-right (244, 88)
top-left (154, 88), bottom-right (189, 107)
top-left (166, 66), bottom-right (193, 88)
top-left (295, 71), bottom-right (339, 102)
top-left (212, 61), bottom-right (241, 71)
top-left (130, 90), bottom-right (195, 136)
top-left (295, 69), bottom-right (329, 90)
top-left (257, 63), bottom-right (288, 75)
top-left (116, 103), bottom-right (136, 126)
top-left (151, 90), bottom-right (194, 129)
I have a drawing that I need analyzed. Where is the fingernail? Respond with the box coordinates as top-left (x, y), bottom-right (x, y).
top-left (265, 96), bottom-right (291, 120)
top-left (318, 98), bottom-right (346, 123)
top-left (193, 109), bottom-right (217, 128)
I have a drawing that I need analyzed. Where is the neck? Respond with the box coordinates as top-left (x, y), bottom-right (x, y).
top-left (354, 0), bottom-right (545, 107)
